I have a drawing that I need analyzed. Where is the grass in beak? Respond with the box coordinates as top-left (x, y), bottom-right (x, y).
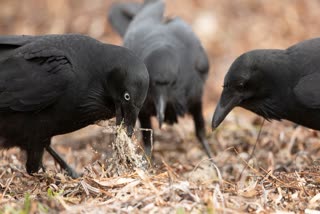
top-left (107, 124), bottom-right (149, 176)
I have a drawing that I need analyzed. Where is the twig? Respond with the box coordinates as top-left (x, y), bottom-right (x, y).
top-left (191, 158), bottom-right (223, 185)
top-left (1, 172), bottom-right (15, 200)
top-left (237, 119), bottom-right (265, 181)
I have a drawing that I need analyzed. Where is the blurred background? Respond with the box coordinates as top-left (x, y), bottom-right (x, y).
top-left (2, 0), bottom-right (320, 113)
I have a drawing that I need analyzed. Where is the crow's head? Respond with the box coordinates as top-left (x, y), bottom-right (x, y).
top-left (144, 47), bottom-right (179, 128)
top-left (212, 49), bottom-right (288, 129)
top-left (106, 48), bottom-right (149, 136)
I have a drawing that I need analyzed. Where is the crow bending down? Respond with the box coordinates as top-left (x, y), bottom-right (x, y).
top-left (212, 38), bottom-right (320, 132)
top-left (0, 34), bottom-right (149, 178)
top-left (109, 0), bottom-right (213, 158)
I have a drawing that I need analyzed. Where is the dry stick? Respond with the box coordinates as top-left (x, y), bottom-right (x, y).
top-left (191, 158), bottom-right (223, 186)
top-left (239, 123), bottom-right (307, 189)
top-left (162, 159), bottom-right (179, 180)
top-left (259, 167), bottom-right (297, 188)
top-left (233, 147), bottom-right (289, 194)
top-left (1, 172), bottom-right (15, 200)
top-left (233, 148), bottom-right (264, 177)
top-left (233, 147), bottom-right (288, 188)
top-left (237, 119), bottom-right (265, 182)
top-left (139, 127), bottom-right (154, 155)
top-left (226, 145), bottom-right (284, 190)
top-left (0, 170), bottom-right (6, 179)
top-left (294, 171), bottom-right (310, 196)
top-left (132, 127), bottom-right (153, 166)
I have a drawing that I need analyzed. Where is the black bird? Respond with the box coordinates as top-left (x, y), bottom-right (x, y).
top-left (109, 0), bottom-right (213, 158)
top-left (107, 0), bottom-right (157, 37)
top-left (0, 34), bottom-right (149, 178)
top-left (108, 1), bottom-right (141, 37)
top-left (212, 38), bottom-right (320, 131)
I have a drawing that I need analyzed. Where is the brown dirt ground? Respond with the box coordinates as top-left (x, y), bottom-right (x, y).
top-left (1, 0), bottom-right (320, 213)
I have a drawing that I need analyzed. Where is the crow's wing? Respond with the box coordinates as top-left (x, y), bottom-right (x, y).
top-left (108, 0), bottom-right (161, 37)
top-left (0, 35), bottom-right (36, 60)
top-left (0, 42), bottom-right (73, 112)
top-left (127, 0), bottom-right (164, 30)
top-left (108, 2), bottom-right (141, 37)
top-left (293, 73), bottom-right (320, 108)
top-left (166, 18), bottom-right (209, 80)
top-left (0, 35), bottom-right (34, 46)
top-left (123, 0), bottom-right (166, 57)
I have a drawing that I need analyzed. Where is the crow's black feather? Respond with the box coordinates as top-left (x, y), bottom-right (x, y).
top-left (0, 34), bottom-right (149, 178)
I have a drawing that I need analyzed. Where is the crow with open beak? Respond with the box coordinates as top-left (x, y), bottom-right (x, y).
top-left (108, 0), bottom-right (213, 158)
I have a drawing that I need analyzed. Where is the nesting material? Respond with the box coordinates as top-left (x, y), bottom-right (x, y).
top-left (106, 125), bottom-right (149, 176)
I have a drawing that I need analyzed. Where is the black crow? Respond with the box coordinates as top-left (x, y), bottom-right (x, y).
top-left (107, 0), bottom-right (157, 37)
top-left (108, 1), bottom-right (141, 37)
top-left (109, 0), bottom-right (213, 158)
top-left (0, 34), bottom-right (149, 178)
top-left (212, 38), bottom-right (320, 131)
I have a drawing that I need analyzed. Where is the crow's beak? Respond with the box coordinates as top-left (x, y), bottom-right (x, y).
top-left (116, 102), bottom-right (138, 137)
top-left (212, 90), bottom-right (242, 130)
top-left (155, 94), bottom-right (166, 129)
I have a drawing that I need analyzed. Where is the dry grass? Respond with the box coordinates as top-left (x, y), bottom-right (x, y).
top-left (1, 114), bottom-right (320, 213)
top-left (102, 124), bottom-right (149, 176)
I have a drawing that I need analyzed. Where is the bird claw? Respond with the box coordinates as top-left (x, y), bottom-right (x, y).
top-left (65, 167), bottom-right (81, 179)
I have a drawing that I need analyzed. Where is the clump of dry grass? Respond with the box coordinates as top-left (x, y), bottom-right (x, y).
top-left (105, 125), bottom-right (149, 176)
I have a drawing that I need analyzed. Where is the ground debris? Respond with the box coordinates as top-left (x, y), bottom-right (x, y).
top-left (1, 116), bottom-right (320, 213)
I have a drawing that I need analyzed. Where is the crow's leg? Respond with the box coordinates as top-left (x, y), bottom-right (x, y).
top-left (45, 146), bottom-right (80, 179)
top-left (139, 114), bottom-right (153, 157)
top-left (190, 101), bottom-right (214, 159)
top-left (26, 146), bottom-right (44, 175)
